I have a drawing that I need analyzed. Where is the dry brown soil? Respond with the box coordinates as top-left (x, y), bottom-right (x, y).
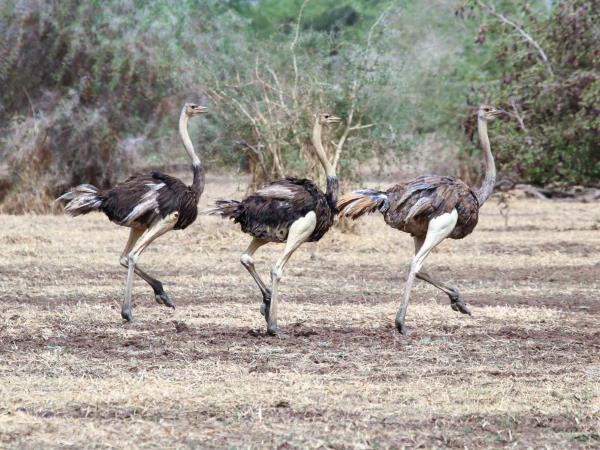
top-left (1, 176), bottom-right (599, 448)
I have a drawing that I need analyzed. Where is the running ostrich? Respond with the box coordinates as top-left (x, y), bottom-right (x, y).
top-left (57, 103), bottom-right (208, 321)
top-left (206, 112), bottom-right (342, 335)
top-left (338, 105), bottom-right (507, 334)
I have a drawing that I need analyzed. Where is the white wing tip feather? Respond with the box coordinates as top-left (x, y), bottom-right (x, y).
top-left (255, 185), bottom-right (295, 200)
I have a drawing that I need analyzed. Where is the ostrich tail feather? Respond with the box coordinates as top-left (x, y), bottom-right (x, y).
top-left (57, 184), bottom-right (103, 216)
top-left (337, 189), bottom-right (389, 220)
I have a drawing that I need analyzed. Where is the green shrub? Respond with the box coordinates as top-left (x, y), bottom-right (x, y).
top-left (461, 0), bottom-right (600, 185)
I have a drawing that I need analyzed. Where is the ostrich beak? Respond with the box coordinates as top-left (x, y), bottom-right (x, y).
top-left (328, 115), bottom-right (342, 124)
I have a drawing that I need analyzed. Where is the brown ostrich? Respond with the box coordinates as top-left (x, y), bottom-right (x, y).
top-left (338, 105), bottom-right (507, 334)
top-left (205, 113), bottom-right (342, 335)
top-left (57, 103), bottom-right (208, 321)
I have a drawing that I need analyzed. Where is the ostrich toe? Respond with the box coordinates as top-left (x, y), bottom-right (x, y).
top-left (155, 291), bottom-right (175, 309)
top-left (266, 323), bottom-right (282, 336)
top-left (121, 308), bottom-right (133, 322)
top-left (260, 289), bottom-right (272, 320)
top-left (450, 293), bottom-right (471, 315)
top-left (395, 318), bottom-right (408, 335)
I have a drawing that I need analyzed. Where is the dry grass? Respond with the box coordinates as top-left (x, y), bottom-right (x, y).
top-left (1, 176), bottom-right (600, 449)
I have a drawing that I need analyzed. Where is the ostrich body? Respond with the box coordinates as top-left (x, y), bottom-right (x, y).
top-left (338, 105), bottom-right (505, 334)
top-left (206, 113), bottom-right (341, 335)
top-left (58, 103), bottom-right (208, 321)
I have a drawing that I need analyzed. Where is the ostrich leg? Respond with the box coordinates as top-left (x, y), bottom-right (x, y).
top-left (395, 210), bottom-right (458, 334)
top-left (120, 228), bottom-right (175, 308)
top-left (267, 211), bottom-right (316, 335)
top-left (121, 212), bottom-right (179, 321)
top-left (413, 237), bottom-right (471, 315)
top-left (240, 237), bottom-right (271, 317)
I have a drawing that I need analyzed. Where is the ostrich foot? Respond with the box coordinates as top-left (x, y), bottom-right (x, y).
top-left (450, 292), bottom-right (471, 315)
top-left (267, 323), bottom-right (284, 336)
top-left (155, 291), bottom-right (175, 309)
top-left (260, 289), bottom-right (272, 321)
top-left (394, 316), bottom-right (408, 335)
top-left (121, 308), bottom-right (133, 322)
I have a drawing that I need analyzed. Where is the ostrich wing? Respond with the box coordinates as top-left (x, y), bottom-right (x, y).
top-left (246, 178), bottom-right (316, 219)
top-left (388, 176), bottom-right (476, 222)
top-left (254, 177), bottom-right (314, 200)
top-left (151, 171), bottom-right (184, 189)
top-left (237, 178), bottom-right (321, 242)
top-left (100, 175), bottom-right (164, 226)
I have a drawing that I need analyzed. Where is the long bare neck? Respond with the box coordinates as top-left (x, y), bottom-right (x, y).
top-left (312, 121), bottom-right (335, 179)
top-left (475, 117), bottom-right (496, 206)
top-left (180, 110), bottom-right (200, 166)
top-left (179, 109), bottom-right (204, 196)
top-left (311, 119), bottom-right (338, 209)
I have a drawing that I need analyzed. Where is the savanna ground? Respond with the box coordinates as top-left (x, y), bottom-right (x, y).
top-left (1, 176), bottom-right (599, 449)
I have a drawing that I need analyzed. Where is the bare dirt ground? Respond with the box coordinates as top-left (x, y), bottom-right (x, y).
top-left (1, 176), bottom-right (599, 449)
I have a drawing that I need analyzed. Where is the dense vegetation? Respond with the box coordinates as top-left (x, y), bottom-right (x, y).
top-left (462, 0), bottom-right (600, 185)
top-left (0, 0), bottom-right (598, 212)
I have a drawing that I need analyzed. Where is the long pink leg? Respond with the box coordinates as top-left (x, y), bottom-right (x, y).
top-left (413, 237), bottom-right (471, 315)
top-left (240, 237), bottom-right (271, 317)
top-left (266, 212), bottom-right (316, 335)
top-left (119, 228), bottom-right (175, 308)
top-left (395, 210), bottom-right (458, 334)
top-left (121, 213), bottom-right (179, 322)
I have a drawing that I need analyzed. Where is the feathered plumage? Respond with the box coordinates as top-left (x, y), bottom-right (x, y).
top-left (58, 167), bottom-right (203, 230)
top-left (337, 105), bottom-right (507, 335)
top-left (205, 176), bottom-right (337, 243)
top-left (338, 175), bottom-right (479, 239)
top-left (205, 112), bottom-right (342, 335)
top-left (56, 103), bottom-right (208, 322)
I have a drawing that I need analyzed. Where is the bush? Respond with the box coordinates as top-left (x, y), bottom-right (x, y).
top-left (4, 0), bottom-right (594, 214)
top-left (0, 0), bottom-right (391, 210)
top-left (0, 93), bottom-right (142, 213)
top-left (0, 0), bottom-right (221, 211)
top-left (461, 0), bottom-right (600, 185)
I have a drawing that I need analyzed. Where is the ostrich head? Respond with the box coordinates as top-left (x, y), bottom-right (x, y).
top-left (478, 104), bottom-right (506, 121)
top-left (316, 112), bottom-right (342, 125)
top-left (184, 103), bottom-right (208, 116)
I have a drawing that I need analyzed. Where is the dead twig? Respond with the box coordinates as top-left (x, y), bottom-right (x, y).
top-left (290, 0), bottom-right (310, 108)
top-left (509, 97), bottom-right (527, 132)
top-left (331, 7), bottom-right (389, 172)
top-left (478, 1), bottom-right (554, 78)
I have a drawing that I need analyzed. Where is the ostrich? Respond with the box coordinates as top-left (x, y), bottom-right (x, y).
top-left (205, 112), bottom-right (342, 335)
top-left (57, 103), bottom-right (208, 321)
top-left (338, 105), bottom-right (507, 334)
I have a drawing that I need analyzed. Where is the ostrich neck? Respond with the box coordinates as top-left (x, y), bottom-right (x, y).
top-left (312, 121), bottom-right (335, 179)
top-left (179, 110), bottom-right (204, 196)
top-left (179, 111), bottom-right (200, 166)
top-left (475, 117), bottom-right (496, 206)
top-left (311, 121), bottom-right (338, 209)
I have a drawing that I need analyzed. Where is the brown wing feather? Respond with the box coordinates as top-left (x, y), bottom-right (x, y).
top-left (215, 177), bottom-right (333, 243)
top-left (383, 175), bottom-right (479, 239)
top-left (100, 172), bottom-right (199, 230)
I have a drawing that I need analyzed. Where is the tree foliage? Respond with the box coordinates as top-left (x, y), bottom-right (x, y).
top-left (461, 0), bottom-right (600, 185)
top-left (0, 0), bottom-right (597, 212)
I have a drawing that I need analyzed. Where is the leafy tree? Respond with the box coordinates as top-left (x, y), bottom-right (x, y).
top-left (461, 0), bottom-right (600, 185)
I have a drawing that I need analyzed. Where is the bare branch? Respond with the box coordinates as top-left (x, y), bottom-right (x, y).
top-left (290, 0), bottom-right (310, 107)
top-left (236, 140), bottom-right (270, 183)
top-left (366, 7), bottom-right (389, 55)
top-left (509, 97), bottom-right (527, 132)
top-left (266, 66), bottom-right (286, 107)
top-left (349, 123), bottom-right (375, 131)
top-left (478, 1), bottom-right (553, 77)
top-left (332, 8), bottom-right (389, 171)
